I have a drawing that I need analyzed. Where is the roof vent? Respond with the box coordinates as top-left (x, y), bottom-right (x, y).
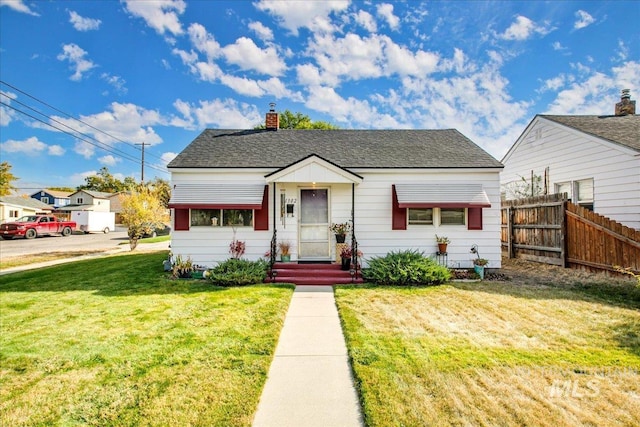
top-left (265, 103), bottom-right (279, 131)
top-left (615, 89), bottom-right (636, 116)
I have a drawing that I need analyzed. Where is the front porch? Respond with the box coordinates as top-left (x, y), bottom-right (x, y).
top-left (267, 262), bottom-right (364, 286)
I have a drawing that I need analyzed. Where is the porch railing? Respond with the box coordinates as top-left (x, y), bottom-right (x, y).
top-left (269, 230), bottom-right (277, 282)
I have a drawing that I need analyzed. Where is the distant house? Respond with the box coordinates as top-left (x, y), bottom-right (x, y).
top-left (167, 107), bottom-right (504, 269)
top-left (0, 196), bottom-right (53, 223)
top-left (501, 90), bottom-right (640, 230)
top-left (30, 189), bottom-right (71, 209)
top-left (59, 190), bottom-right (113, 213)
top-left (108, 192), bottom-right (127, 224)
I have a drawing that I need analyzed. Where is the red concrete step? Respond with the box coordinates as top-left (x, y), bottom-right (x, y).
top-left (267, 262), bottom-right (364, 286)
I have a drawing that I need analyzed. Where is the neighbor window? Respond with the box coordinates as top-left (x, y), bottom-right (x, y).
top-left (440, 208), bottom-right (466, 225)
top-left (555, 182), bottom-right (571, 199)
top-left (408, 208), bottom-right (433, 225)
top-left (190, 209), bottom-right (253, 227)
top-left (41, 196), bottom-right (49, 204)
top-left (77, 197), bottom-right (84, 204)
top-left (575, 178), bottom-right (594, 210)
top-left (9, 210), bottom-right (18, 218)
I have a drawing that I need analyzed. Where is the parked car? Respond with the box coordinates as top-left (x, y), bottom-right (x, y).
top-left (142, 224), bottom-right (171, 238)
top-left (0, 215), bottom-right (77, 239)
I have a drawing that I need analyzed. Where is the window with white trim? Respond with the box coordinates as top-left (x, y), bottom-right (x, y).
top-left (9, 210), bottom-right (18, 218)
top-left (407, 208), bottom-right (466, 226)
top-left (191, 209), bottom-right (253, 227)
top-left (574, 178), bottom-right (594, 210)
top-left (408, 208), bottom-right (433, 225)
top-left (41, 196), bottom-right (50, 204)
top-left (555, 182), bottom-right (572, 199)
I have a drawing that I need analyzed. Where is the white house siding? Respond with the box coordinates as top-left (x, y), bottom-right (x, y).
top-left (501, 117), bottom-right (640, 230)
top-left (171, 168), bottom-right (502, 269)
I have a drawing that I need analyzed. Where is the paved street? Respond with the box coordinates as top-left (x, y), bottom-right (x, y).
top-left (0, 229), bottom-right (131, 258)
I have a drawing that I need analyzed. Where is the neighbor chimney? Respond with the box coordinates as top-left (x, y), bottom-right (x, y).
top-left (615, 89), bottom-right (636, 116)
top-left (265, 102), bottom-right (279, 130)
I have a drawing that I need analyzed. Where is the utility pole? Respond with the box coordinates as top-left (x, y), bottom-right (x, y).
top-left (135, 142), bottom-right (149, 182)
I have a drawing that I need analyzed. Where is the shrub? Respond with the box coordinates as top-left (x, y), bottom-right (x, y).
top-left (207, 258), bottom-right (268, 287)
top-left (362, 249), bottom-right (451, 286)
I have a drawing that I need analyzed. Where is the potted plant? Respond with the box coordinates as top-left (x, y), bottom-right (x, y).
top-left (330, 222), bottom-right (351, 243)
top-left (436, 235), bottom-right (450, 253)
top-left (473, 258), bottom-right (489, 279)
top-left (339, 246), bottom-right (363, 271)
top-left (278, 240), bottom-right (291, 262)
top-left (171, 255), bottom-right (194, 279)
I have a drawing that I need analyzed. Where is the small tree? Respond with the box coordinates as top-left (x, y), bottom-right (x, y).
top-left (0, 161), bottom-right (19, 196)
top-left (119, 186), bottom-right (169, 250)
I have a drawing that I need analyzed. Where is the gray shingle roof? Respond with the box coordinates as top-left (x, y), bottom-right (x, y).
top-left (0, 196), bottom-right (53, 211)
top-left (168, 129), bottom-right (503, 169)
top-left (541, 114), bottom-right (640, 151)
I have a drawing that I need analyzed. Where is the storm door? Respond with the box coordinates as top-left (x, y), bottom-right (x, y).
top-left (299, 188), bottom-right (330, 259)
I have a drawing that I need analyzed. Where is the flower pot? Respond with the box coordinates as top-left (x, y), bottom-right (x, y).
top-left (438, 243), bottom-right (448, 253)
top-left (474, 265), bottom-right (485, 280)
top-left (341, 257), bottom-right (351, 271)
top-left (335, 234), bottom-right (346, 243)
top-left (280, 254), bottom-right (291, 262)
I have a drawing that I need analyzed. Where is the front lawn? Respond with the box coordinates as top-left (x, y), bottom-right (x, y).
top-left (336, 266), bottom-right (640, 426)
top-left (0, 251), bottom-right (294, 426)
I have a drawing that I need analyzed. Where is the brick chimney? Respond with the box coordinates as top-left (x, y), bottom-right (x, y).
top-left (265, 102), bottom-right (279, 130)
top-left (615, 89), bottom-right (636, 116)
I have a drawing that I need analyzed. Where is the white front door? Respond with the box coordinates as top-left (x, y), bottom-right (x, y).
top-left (299, 188), bottom-right (330, 259)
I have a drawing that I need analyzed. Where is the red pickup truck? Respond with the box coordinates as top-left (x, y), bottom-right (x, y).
top-left (0, 215), bottom-right (77, 239)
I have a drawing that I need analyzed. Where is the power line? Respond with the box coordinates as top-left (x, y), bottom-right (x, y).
top-left (0, 80), bottom-right (169, 166)
top-left (1, 101), bottom-right (169, 175)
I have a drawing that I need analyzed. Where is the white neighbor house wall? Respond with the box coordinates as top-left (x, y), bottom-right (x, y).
top-left (171, 168), bottom-right (502, 269)
top-left (501, 116), bottom-right (640, 230)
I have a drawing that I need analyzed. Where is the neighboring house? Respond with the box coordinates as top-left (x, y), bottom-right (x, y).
top-left (0, 196), bottom-right (53, 223)
top-left (501, 90), bottom-right (640, 230)
top-left (29, 189), bottom-right (71, 209)
top-left (108, 192), bottom-right (127, 224)
top-left (167, 109), bottom-right (504, 269)
top-left (59, 190), bottom-right (112, 213)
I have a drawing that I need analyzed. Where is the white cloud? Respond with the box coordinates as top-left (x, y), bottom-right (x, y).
top-left (187, 23), bottom-right (221, 60)
top-left (254, 0), bottom-right (349, 35)
top-left (0, 90), bottom-right (18, 126)
top-left (57, 43), bottom-right (96, 81)
top-left (574, 10), bottom-right (595, 30)
top-left (69, 10), bottom-right (101, 31)
top-left (161, 151), bottom-right (178, 165)
top-left (1, 136), bottom-right (47, 154)
top-left (249, 21), bottom-right (274, 41)
top-left (221, 37), bottom-right (287, 76)
top-left (376, 3), bottom-right (400, 30)
top-left (123, 0), bottom-right (186, 36)
top-left (499, 15), bottom-right (551, 40)
top-left (101, 73), bottom-right (127, 95)
top-left (545, 71), bottom-right (618, 115)
top-left (48, 145), bottom-right (65, 156)
top-left (98, 154), bottom-right (120, 166)
top-left (354, 10), bottom-right (376, 32)
top-left (0, 0), bottom-right (39, 16)
top-left (171, 98), bottom-right (262, 129)
top-left (552, 41), bottom-right (566, 51)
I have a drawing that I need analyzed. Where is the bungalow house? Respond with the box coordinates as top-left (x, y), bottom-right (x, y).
top-left (167, 108), bottom-right (504, 270)
top-left (500, 90), bottom-right (640, 230)
top-left (29, 189), bottom-right (71, 209)
top-left (0, 196), bottom-right (53, 223)
top-left (59, 190), bottom-right (112, 213)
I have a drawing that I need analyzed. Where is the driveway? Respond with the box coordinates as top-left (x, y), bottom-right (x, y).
top-left (0, 229), bottom-right (131, 258)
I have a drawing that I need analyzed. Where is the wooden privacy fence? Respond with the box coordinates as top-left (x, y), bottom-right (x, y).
top-left (502, 194), bottom-right (640, 275)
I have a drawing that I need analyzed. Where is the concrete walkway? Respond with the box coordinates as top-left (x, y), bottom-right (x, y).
top-left (253, 285), bottom-right (364, 427)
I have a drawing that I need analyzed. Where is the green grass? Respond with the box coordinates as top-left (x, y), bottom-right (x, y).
top-left (336, 281), bottom-right (640, 427)
top-left (0, 251), bottom-right (294, 426)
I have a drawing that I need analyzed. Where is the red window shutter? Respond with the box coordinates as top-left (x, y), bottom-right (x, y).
top-left (254, 185), bottom-right (269, 231)
top-left (174, 208), bottom-right (190, 231)
top-left (468, 207), bottom-right (483, 230)
top-left (392, 185), bottom-right (407, 230)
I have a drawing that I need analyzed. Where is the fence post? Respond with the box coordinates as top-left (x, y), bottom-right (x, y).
top-left (507, 207), bottom-right (514, 258)
top-left (560, 199), bottom-right (567, 268)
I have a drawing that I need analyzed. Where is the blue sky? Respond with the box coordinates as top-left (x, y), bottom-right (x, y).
top-left (1, 0), bottom-right (638, 193)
